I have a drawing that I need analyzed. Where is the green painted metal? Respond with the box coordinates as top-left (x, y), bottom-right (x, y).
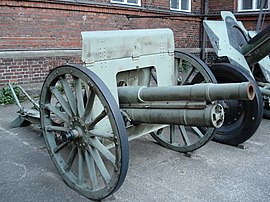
top-left (123, 104), bottom-right (224, 128)
top-left (118, 82), bottom-right (254, 103)
top-left (241, 25), bottom-right (270, 66)
top-left (149, 50), bottom-right (218, 153)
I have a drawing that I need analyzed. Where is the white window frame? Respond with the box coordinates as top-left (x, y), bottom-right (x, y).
top-left (170, 0), bottom-right (191, 12)
top-left (111, 0), bottom-right (141, 6)
top-left (238, 0), bottom-right (269, 11)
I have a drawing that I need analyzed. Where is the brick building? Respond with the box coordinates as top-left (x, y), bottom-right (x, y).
top-left (0, 0), bottom-right (269, 87)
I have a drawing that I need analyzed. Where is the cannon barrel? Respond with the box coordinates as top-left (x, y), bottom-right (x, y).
top-left (118, 82), bottom-right (255, 104)
top-left (241, 25), bottom-right (270, 66)
top-left (119, 82), bottom-right (254, 128)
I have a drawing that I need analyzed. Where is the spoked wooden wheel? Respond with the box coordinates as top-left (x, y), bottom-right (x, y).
top-left (150, 50), bottom-right (218, 152)
top-left (40, 64), bottom-right (128, 200)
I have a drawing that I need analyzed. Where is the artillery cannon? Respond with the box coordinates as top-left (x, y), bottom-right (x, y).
top-left (28, 29), bottom-right (255, 200)
top-left (203, 11), bottom-right (270, 145)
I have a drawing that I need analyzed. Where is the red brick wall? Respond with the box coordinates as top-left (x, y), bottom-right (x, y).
top-left (0, 0), bottom-right (202, 50)
top-left (0, 55), bottom-right (82, 86)
top-left (143, 0), bottom-right (170, 9)
top-left (0, 0), bottom-right (203, 86)
top-left (1, 0), bottom-right (269, 87)
top-left (208, 0), bottom-right (236, 13)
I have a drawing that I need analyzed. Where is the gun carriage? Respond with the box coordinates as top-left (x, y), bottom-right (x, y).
top-left (8, 29), bottom-right (255, 200)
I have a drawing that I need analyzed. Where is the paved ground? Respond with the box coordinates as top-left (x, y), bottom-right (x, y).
top-left (0, 102), bottom-right (270, 202)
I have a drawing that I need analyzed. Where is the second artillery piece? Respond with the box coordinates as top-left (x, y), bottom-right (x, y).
top-left (36, 28), bottom-right (255, 200)
top-left (203, 11), bottom-right (270, 145)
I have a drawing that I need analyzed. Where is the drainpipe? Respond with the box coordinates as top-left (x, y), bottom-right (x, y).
top-left (201, 0), bottom-right (208, 61)
top-left (256, 0), bottom-right (266, 32)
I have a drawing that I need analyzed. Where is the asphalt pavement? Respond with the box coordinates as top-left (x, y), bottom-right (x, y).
top-left (0, 101), bottom-right (270, 202)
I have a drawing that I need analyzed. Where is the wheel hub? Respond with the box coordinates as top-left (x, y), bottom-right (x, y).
top-left (223, 100), bottom-right (243, 125)
top-left (61, 117), bottom-right (89, 148)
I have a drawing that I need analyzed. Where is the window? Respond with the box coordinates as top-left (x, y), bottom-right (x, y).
top-left (111, 0), bottom-right (141, 6)
top-left (238, 0), bottom-right (269, 11)
top-left (170, 0), bottom-right (191, 12)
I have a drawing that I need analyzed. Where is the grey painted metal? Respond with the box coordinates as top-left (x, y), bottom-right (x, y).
top-left (39, 64), bottom-right (129, 201)
top-left (8, 83), bottom-right (40, 128)
top-left (82, 28), bottom-right (176, 142)
top-left (16, 85), bottom-right (40, 110)
top-left (118, 82), bottom-right (255, 103)
top-left (8, 83), bottom-right (22, 110)
top-left (203, 11), bottom-right (270, 84)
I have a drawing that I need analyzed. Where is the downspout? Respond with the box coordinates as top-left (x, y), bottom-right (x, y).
top-left (256, 0), bottom-right (266, 32)
top-left (201, 0), bottom-right (208, 61)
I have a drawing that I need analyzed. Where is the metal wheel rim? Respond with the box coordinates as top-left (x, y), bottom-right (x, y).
top-left (40, 64), bottom-right (128, 200)
top-left (150, 50), bottom-right (217, 152)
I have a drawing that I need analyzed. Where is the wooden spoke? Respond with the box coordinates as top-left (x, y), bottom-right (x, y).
top-left (60, 77), bottom-right (77, 116)
top-left (83, 91), bottom-right (95, 121)
top-left (179, 125), bottom-right (191, 146)
top-left (89, 137), bottom-right (115, 165)
top-left (180, 66), bottom-right (194, 85)
top-left (84, 150), bottom-right (99, 190)
top-left (50, 87), bottom-right (72, 117)
top-left (64, 145), bottom-right (78, 171)
top-left (86, 110), bottom-right (107, 129)
top-left (88, 146), bottom-right (111, 184)
top-left (74, 77), bottom-right (85, 118)
top-left (191, 126), bottom-right (204, 138)
top-left (46, 125), bottom-right (69, 132)
top-left (45, 104), bottom-right (69, 123)
top-left (169, 125), bottom-right (176, 144)
top-left (88, 129), bottom-right (113, 139)
top-left (78, 148), bottom-right (84, 184)
top-left (53, 141), bottom-right (68, 153)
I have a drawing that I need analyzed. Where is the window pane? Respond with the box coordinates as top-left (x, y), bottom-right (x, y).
top-left (181, 0), bottom-right (189, 10)
top-left (242, 0), bottom-right (253, 9)
top-left (256, 0), bottom-right (268, 9)
top-left (127, 0), bottom-right (138, 3)
top-left (112, 0), bottom-right (124, 2)
top-left (171, 0), bottom-right (179, 9)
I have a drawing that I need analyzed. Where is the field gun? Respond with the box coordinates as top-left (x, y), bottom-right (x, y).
top-left (35, 29), bottom-right (256, 200)
top-left (7, 28), bottom-right (256, 200)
